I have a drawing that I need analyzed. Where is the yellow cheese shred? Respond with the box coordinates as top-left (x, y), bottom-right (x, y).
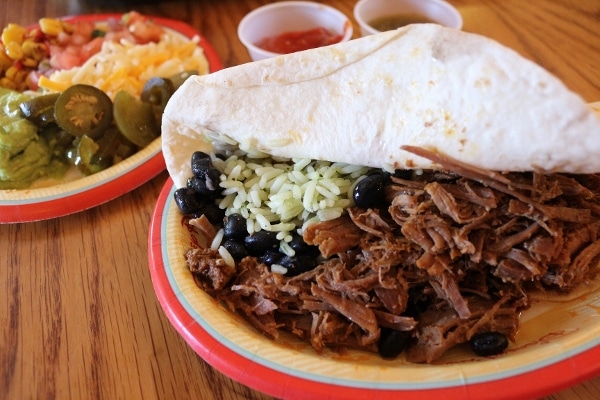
top-left (39, 30), bottom-right (209, 99)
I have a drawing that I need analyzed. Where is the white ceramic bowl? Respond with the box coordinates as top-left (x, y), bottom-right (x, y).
top-left (238, 1), bottom-right (353, 61)
top-left (354, 0), bottom-right (463, 36)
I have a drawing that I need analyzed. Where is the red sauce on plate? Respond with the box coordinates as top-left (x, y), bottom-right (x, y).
top-left (256, 27), bottom-right (344, 54)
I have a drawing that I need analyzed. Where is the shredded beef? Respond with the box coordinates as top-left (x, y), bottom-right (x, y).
top-left (186, 146), bottom-right (600, 363)
top-left (406, 295), bottom-right (521, 363)
top-left (186, 248), bottom-right (236, 293)
top-left (188, 215), bottom-right (217, 244)
top-left (303, 215), bottom-right (362, 257)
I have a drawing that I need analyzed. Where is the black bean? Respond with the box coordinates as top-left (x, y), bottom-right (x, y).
top-left (404, 285), bottom-right (431, 317)
top-left (223, 213), bottom-right (247, 240)
top-left (188, 173), bottom-right (221, 198)
top-left (259, 250), bottom-right (284, 266)
top-left (469, 332), bottom-right (509, 357)
top-left (378, 328), bottom-right (409, 359)
top-left (174, 187), bottom-right (204, 215)
top-left (223, 239), bottom-right (247, 260)
top-left (191, 151), bottom-right (212, 177)
top-left (393, 169), bottom-right (413, 180)
top-left (281, 254), bottom-right (318, 276)
top-left (191, 150), bottom-right (210, 162)
top-left (353, 172), bottom-right (386, 209)
top-left (244, 230), bottom-right (279, 256)
top-left (288, 233), bottom-right (320, 257)
top-left (205, 168), bottom-right (222, 191)
top-left (187, 176), bottom-right (209, 193)
top-left (192, 203), bottom-right (225, 226)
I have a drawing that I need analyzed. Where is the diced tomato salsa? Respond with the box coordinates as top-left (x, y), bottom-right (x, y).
top-left (256, 27), bottom-right (343, 54)
top-left (0, 11), bottom-right (165, 91)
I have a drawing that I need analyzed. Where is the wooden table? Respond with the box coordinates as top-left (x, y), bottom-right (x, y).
top-left (1, 1), bottom-right (599, 399)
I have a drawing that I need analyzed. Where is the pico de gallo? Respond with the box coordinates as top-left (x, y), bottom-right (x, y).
top-left (0, 11), bottom-right (207, 189)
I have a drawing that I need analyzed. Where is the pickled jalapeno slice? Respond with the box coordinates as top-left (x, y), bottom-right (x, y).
top-left (92, 126), bottom-right (135, 166)
top-left (168, 69), bottom-right (198, 90)
top-left (140, 76), bottom-right (174, 124)
top-left (113, 89), bottom-right (160, 147)
top-left (141, 77), bottom-right (174, 109)
top-left (54, 84), bottom-right (113, 139)
top-left (19, 92), bottom-right (60, 126)
top-left (70, 135), bottom-right (103, 175)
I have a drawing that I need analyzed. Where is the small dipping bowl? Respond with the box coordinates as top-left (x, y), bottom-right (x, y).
top-left (353, 0), bottom-right (463, 36)
top-left (238, 1), bottom-right (353, 61)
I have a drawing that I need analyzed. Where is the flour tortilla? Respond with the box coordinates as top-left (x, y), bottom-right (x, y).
top-left (162, 24), bottom-right (600, 189)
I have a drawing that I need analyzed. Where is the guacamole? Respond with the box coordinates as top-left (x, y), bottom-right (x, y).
top-left (0, 87), bottom-right (68, 189)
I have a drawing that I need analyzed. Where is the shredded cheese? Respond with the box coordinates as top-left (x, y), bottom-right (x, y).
top-left (37, 75), bottom-right (69, 92)
top-left (40, 30), bottom-right (209, 99)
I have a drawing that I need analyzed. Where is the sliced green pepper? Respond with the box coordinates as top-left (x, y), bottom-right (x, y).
top-left (54, 84), bottom-right (113, 139)
top-left (113, 90), bottom-right (159, 147)
top-left (68, 135), bottom-right (103, 175)
top-left (19, 93), bottom-right (60, 126)
top-left (92, 126), bottom-right (136, 166)
top-left (168, 70), bottom-right (198, 90)
top-left (140, 76), bottom-right (174, 125)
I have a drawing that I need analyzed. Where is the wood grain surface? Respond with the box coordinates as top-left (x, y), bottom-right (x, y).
top-left (1, 1), bottom-right (599, 399)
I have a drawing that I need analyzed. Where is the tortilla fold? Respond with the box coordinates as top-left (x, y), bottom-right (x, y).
top-left (162, 24), bottom-right (600, 189)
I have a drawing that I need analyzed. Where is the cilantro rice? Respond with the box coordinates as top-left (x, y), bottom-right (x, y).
top-left (210, 152), bottom-right (370, 246)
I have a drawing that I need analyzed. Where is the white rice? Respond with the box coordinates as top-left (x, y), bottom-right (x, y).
top-left (218, 245), bottom-right (235, 268)
top-left (210, 228), bottom-right (224, 250)
top-left (211, 148), bottom-right (371, 244)
top-left (270, 264), bottom-right (288, 275)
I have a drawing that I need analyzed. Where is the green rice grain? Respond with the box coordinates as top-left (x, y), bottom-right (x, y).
top-left (210, 150), bottom-right (371, 242)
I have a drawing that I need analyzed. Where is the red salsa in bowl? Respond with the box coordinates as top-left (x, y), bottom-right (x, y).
top-left (237, 1), bottom-right (353, 61)
top-left (256, 27), bottom-right (344, 54)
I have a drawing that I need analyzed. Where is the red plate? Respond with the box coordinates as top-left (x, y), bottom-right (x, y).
top-left (0, 14), bottom-right (222, 223)
top-left (149, 177), bottom-right (600, 400)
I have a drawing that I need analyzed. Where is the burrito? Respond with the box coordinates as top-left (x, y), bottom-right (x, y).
top-left (163, 24), bottom-right (600, 190)
top-left (161, 24), bottom-right (600, 363)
